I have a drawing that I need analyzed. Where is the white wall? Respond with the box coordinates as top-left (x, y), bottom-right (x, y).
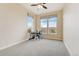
top-left (63, 4), bottom-right (79, 56)
top-left (0, 4), bottom-right (28, 50)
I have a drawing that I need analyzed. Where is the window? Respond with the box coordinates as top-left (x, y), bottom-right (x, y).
top-left (40, 19), bottom-right (47, 28)
top-left (27, 16), bottom-right (33, 29)
top-left (40, 16), bottom-right (57, 34)
top-left (48, 16), bottom-right (57, 34)
top-left (40, 18), bottom-right (47, 34)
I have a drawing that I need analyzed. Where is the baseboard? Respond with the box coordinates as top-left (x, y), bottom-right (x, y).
top-left (0, 39), bottom-right (27, 51)
top-left (64, 40), bottom-right (72, 56)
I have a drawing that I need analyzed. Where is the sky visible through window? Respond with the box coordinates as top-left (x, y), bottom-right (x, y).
top-left (41, 16), bottom-right (57, 28)
top-left (27, 16), bottom-right (33, 28)
top-left (49, 16), bottom-right (57, 27)
top-left (27, 16), bottom-right (57, 29)
top-left (41, 19), bottom-right (47, 28)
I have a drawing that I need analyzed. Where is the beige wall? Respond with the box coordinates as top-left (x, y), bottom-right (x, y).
top-left (0, 4), bottom-right (28, 50)
top-left (64, 4), bottom-right (79, 55)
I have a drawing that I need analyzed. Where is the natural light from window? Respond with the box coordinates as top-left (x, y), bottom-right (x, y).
top-left (40, 16), bottom-right (57, 34)
top-left (40, 18), bottom-right (47, 28)
top-left (49, 16), bottom-right (57, 27)
top-left (27, 16), bottom-right (33, 29)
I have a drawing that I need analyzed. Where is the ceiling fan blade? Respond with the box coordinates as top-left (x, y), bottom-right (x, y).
top-left (42, 5), bottom-right (47, 9)
top-left (43, 3), bottom-right (46, 4)
top-left (31, 3), bottom-right (41, 6)
top-left (31, 4), bottom-right (37, 6)
top-left (31, 3), bottom-right (47, 9)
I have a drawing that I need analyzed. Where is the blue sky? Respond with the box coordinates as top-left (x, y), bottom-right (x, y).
top-left (27, 16), bottom-right (33, 28)
top-left (41, 16), bottom-right (57, 27)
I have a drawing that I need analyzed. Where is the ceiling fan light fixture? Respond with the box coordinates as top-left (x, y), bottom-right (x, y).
top-left (38, 5), bottom-right (43, 8)
top-left (31, 3), bottom-right (47, 9)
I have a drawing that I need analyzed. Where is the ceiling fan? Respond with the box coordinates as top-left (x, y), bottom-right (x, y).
top-left (31, 3), bottom-right (47, 9)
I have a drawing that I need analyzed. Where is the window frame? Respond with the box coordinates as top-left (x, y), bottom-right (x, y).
top-left (26, 16), bottom-right (34, 30)
top-left (40, 18), bottom-right (48, 34)
top-left (40, 15), bottom-right (58, 34)
top-left (48, 16), bottom-right (57, 34)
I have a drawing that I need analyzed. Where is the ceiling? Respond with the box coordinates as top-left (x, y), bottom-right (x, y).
top-left (21, 3), bottom-right (65, 15)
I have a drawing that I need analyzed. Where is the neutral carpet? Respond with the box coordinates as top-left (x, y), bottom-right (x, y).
top-left (0, 39), bottom-right (69, 56)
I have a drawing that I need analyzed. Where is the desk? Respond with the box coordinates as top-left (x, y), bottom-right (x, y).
top-left (29, 32), bottom-right (41, 40)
